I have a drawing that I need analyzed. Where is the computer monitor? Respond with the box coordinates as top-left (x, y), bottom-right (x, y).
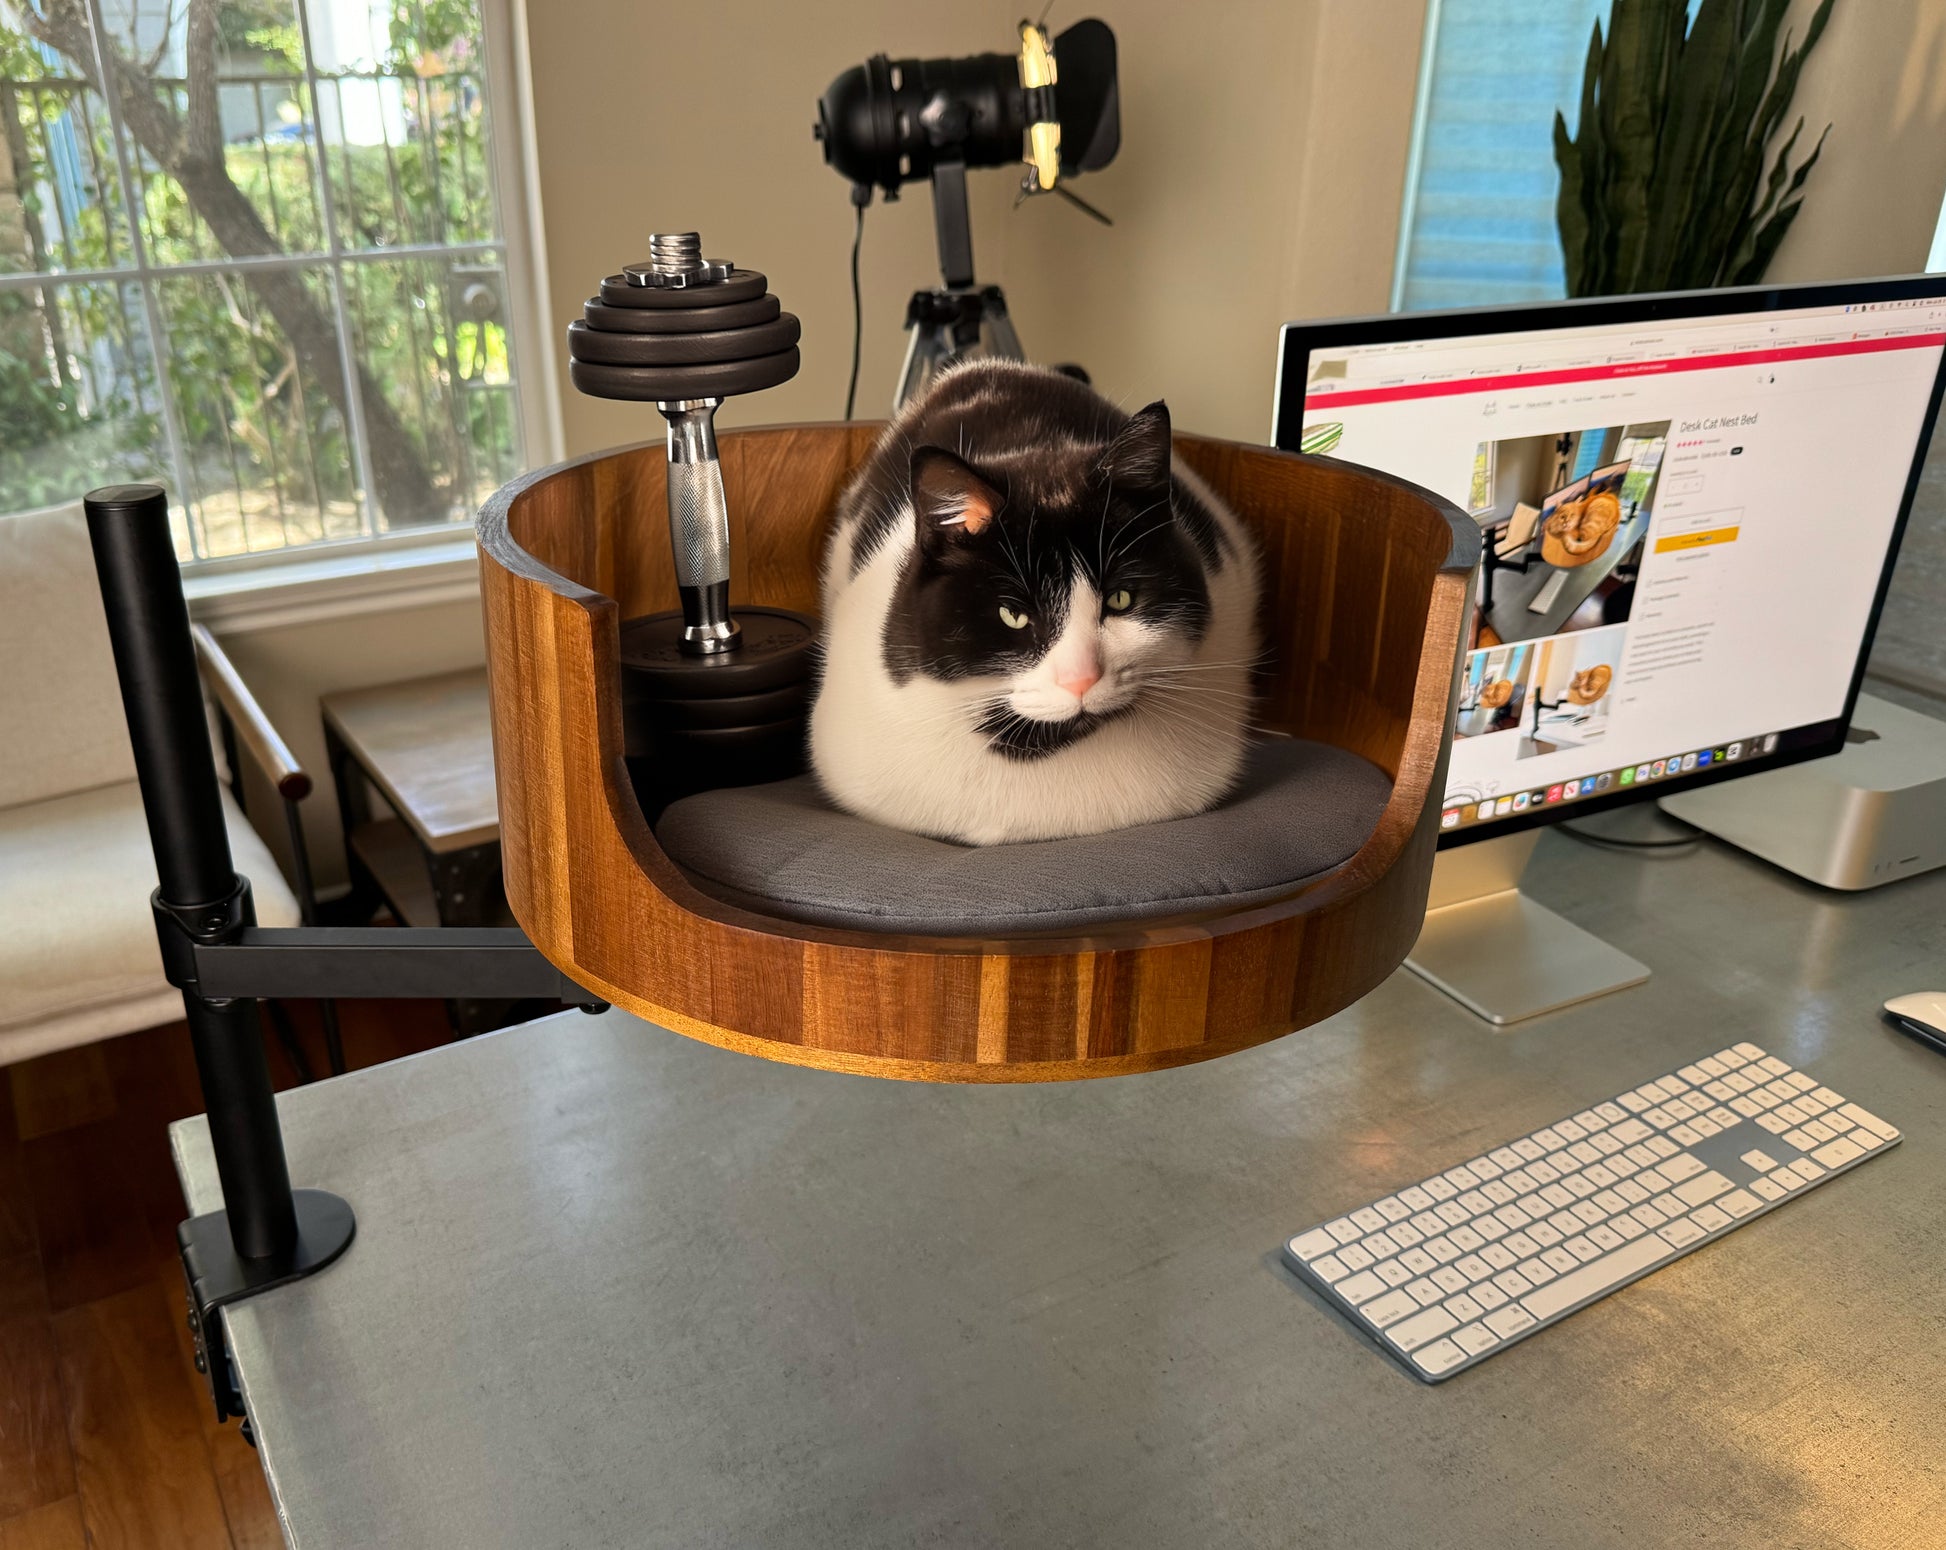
top-left (1274, 276), bottom-right (1946, 1022)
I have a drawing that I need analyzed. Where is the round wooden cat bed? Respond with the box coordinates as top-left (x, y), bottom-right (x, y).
top-left (476, 427), bottom-right (1477, 1082)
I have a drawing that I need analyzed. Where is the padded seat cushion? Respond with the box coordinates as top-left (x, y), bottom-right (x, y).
top-left (655, 737), bottom-right (1392, 934)
top-left (0, 781), bottom-right (300, 1059)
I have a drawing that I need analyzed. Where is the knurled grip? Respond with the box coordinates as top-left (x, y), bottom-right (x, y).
top-left (667, 458), bottom-right (730, 590)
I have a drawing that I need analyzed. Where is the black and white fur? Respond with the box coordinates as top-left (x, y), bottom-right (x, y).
top-left (810, 361), bottom-right (1261, 845)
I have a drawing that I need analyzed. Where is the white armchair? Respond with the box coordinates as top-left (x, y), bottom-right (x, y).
top-left (0, 502), bottom-right (302, 1066)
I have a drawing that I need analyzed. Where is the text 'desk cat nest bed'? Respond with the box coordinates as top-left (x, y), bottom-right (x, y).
top-left (477, 426), bottom-right (1477, 1082)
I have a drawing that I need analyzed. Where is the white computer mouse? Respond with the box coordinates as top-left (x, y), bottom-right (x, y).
top-left (1884, 990), bottom-right (1946, 1052)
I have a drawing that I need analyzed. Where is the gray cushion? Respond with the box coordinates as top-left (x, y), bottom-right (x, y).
top-left (654, 737), bottom-right (1392, 934)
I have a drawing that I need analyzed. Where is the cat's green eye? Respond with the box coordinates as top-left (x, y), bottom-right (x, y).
top-left (999, 605), bottom-right (1030, 630)
top-left (1105, 588), bottom-right (1134, 614)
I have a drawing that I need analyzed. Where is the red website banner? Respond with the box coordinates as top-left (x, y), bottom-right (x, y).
top-left (1303, 331), bottom-right (1946, 412)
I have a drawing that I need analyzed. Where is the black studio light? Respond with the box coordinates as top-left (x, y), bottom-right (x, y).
top-left (814, 19), bottom-right (1120, 411)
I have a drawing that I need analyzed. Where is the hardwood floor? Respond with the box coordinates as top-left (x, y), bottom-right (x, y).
top-left (0, 1001), bottom-right (450, 1549)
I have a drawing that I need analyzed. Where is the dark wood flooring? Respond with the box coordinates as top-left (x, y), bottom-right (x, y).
top-left (0, 1000), bottom-right (450, 1549)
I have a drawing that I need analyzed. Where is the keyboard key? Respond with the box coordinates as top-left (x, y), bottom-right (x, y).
top-left (1658, 1217), bottom-right (1705, 1248)
top-left (1377, 1259), bottom-right (1415, 1287)
top-left (1361, 1231), bottom-right (1398, 1257)
top-left (1443, 1166), bottom-right (1481, 1190)
top-left (1427, 1238), bottom-right (1461, 1264)
top-left (1360, 1289), bottom-right (1419, 1328)
top-left (1751, 1176), bottom-right (1787, 1201)
top-left (1800, 1118), bottom-right (1838, 1145)
top-left (1485, 1305), bottom-right (1537, 1339)
top-left (1812, 1137), bottom-right (1864, 1169)
top-left (1564, 1235), bottom-right (1603, 1264)
top-left (1502, 1232), bottom-right (1539, 1259)
top-left (1338, 1271), bottom-right (1386, 1304)
top-left (1424, 1177), bottom-right (1458, 1202)
top-left (1757, 1113), bottom-right (1791, 1135)
top-left (1472, 1281), bottom-right (1508, 1309)
top-left (1405, 1278), bottom-right (1443, 1307)
top-left (1473, 1216), bottom-right (1509, 1241)
top-left (1785, 1071), bottom-right (1817, 1092)
top-left (1512, 1138), bottom-right (1545, 1161)
top-left (1595, 1103), bottom-right (1627, 1124)
top-left (1436, 1201), bottom-right (1470, 1226)
top-left (1290, 1229), bottom-right (1338, 1260)
top-left (1783, 1129), bottom-right (1817, 1151)
top-left (1376, 1196), bottom-right (1411, 1222)
top-left (1312, 1254), bottom-right (1349, 1281)
top-left (1542, 1246), bottom-right (1579, 1274)
top-left (1810, 1087), bottom-right (1842, 1108)
top-left (1446, 1293), bottom-right (1483, 1323)
top-left (1689, 1204), bottom-right (1731, 1233)
top-left (1669, 1124), bottom-right (1703, 1146)
top-left (1457, 1190), bottom-right (1492, 1216)
top-left (1389, 1306), bottom-right (1459, 1351)
top-left (1432, 1267), bottom-right (1469, 1295)
top-left (1563, 1175), bottom-right (1597, 1200)
top-left (1489, 1147), bottom-right (1524, 1170)
top-left (1647, 1135), bottom-right (1680, 1159)
top-left (1454, 1255), bottom-right (1491, 1283)
top-left (1338, 1245), bottom-right (1375, 1271)
top-left (1527, 1222), bottom-right (1563, 1248)
top-left (1448, 1225), bottom-right (1485, 1251)
top-left (1839, 1104), bottom-right (1899, 1142)
top-left (1400, 1187), bottom-right (1434, 1211)
top-left (1516, 1258), bottom-right (1556, 1286)
top-left (1671, 1171), bottom-right (1732, 1208)
top-left (1481, 1243), bottom-right (1518, 1271)
top-left (1629, 1204), bottom-right (1667, 1230)
top-left (1611, 1119), bottom-right (1653, 1145)
top-left (1483, 1180), bottom-right (1517, 1205)
top-left (1619, 1091), bottom-right (1651, 1113)
top-left (1454, 1322), bottom-right (1499, 1356)
top-left (1571, 1200), bottom-right (1608, 1226)
top-left (1520, 1236), bottom-right (1670, 1323)
top-left (1613, 1215), bottom-right (1646, 1240)
top-left (1399, 1248), bottom-right (1436, 1274)
top-left (1756, 1055), bottom-right (1789, 1076)
top-left (1730, 1096), bottom-right (1764, 1119)
top-left (1325, 1218), bottom-right (1362, 1245)
top-left (1586, 1224), bottom-right (1625, 1252)
top-left (1351, 1207), bottom-right (1386, 1233)
top-left (1413, 1338), bottom-right (1467, 1375)
top-left (1491, 1268), bottom-right (1533, 1297)
top-left (1740, 1149), bottom-right (1778, 1172)
top-left (1719, 1189), bottom-right (1760, 1219)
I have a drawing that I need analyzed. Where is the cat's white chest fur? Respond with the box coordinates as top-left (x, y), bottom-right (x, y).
top-left (811, 462), bottom-right (1261, 846)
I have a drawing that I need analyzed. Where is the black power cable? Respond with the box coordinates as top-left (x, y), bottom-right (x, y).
top-left (844, 184), bottom-right (869, 420)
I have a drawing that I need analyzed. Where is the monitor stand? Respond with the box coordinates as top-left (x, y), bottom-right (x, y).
top-left (1405, 830), bottom-right (1649, 1025)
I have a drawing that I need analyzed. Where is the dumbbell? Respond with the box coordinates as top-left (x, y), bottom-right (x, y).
top-left (567, 233), bottom-right (820, 814)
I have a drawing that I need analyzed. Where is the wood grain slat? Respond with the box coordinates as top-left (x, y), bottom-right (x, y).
top-left (53, 1286), bottom-right (232, 1550)
top-left (0, 1270), bottom-right (74, 1522)
top-left (0, 1498), bottom-right (86, 1550)
top-left (10, 1048), bottom-right (115, 1144)
top-left (478, 425), bottom-right (1479, 1081)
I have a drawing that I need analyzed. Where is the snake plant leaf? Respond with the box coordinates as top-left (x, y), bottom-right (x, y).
top-left (1558, 0), bottom-right (1835, 296)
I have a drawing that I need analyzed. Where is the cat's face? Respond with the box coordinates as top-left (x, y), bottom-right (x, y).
top-left (885, 403), bottom-right (1212, 759)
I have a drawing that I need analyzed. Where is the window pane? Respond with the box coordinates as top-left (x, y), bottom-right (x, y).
top-left (0, 277), bottom-right (170, 508)
top-left (313, 2), bottom-right (498, 251)
top-left (1396, 0), bottom-right (1608, 311)
top-left (0, 0), bottom-right (524, 555)
top-left (340, 251), bottom-right (519, 529)
top-left (157, 264), bottom-right (363, 559)
top-left (0, 19), bottom-right (133, 276)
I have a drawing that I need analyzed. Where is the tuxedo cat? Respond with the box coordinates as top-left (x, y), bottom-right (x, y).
top-left (810, 361), bottom-right (1262, 845)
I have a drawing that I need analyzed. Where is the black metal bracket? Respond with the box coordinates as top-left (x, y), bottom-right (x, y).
top-left (181, 924), bottom-right (607, 1007)
top-left (180, 1189), bottom-right (356, 1423)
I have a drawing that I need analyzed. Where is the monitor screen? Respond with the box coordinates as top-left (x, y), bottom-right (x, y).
top-left (1275, 279), bottom-right (1946, 845)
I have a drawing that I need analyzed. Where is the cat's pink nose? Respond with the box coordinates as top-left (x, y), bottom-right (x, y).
top-left (1057, 665), bottom-right (1101, 699)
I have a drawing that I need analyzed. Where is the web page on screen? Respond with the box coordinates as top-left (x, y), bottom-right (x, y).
top-left (1289, 299), bottom-right (1946, 831)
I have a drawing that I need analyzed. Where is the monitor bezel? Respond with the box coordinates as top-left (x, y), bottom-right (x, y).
top-left (1273, 273), bottom-right (1946, 851)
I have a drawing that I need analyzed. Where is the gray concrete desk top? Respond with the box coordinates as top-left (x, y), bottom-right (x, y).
top-left (173, 834), bottom-right (1946, 1549)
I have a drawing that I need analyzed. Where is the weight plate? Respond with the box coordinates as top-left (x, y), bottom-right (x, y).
top-left (598, 268), bottom-right (768, 308)
top-left (627, 682), bottom-right (811, 730)
top-left (568, 314), bottom-right (800, 367)
top-left (582, 294), bottom-right (780, 334)
top-left (618, 607), bottom-right (820, 697)
top-left (648, 717), bottom-right (809, 752)
top-left (571, 348), bottom-right (799, 401)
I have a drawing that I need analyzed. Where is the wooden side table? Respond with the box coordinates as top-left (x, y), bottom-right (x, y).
top-left (321, 668), bottom-right (519, 1034)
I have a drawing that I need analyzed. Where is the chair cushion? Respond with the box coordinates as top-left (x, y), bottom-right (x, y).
top-left (654, 737), bottom-right (1392, 935)
top-left (0, 503), bottom-right (140, 809)
top-left (0, 781), bottom-right (301, 1056)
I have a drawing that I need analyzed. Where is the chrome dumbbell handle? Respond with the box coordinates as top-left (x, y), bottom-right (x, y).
top-left (657, 397), bottom-right (738, 654)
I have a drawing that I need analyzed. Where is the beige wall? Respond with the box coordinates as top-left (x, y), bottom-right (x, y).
top-left (1767, 0), bottom-right (1946, 283)
top-left (526, 0), bottom-right (1427, 449)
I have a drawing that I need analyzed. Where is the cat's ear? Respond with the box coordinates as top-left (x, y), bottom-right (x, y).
top-left (910, 447), bottom-right (1003, 541)
top-left (1101, 400), bottom-right (1173, 491)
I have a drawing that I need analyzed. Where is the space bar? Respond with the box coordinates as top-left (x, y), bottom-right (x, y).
top-left (1520, 1237), bottom-right (1670, 1320)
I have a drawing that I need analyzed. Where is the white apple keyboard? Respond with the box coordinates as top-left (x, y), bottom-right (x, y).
top-left (1284, 1043), bottom-right (1900, 1382)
